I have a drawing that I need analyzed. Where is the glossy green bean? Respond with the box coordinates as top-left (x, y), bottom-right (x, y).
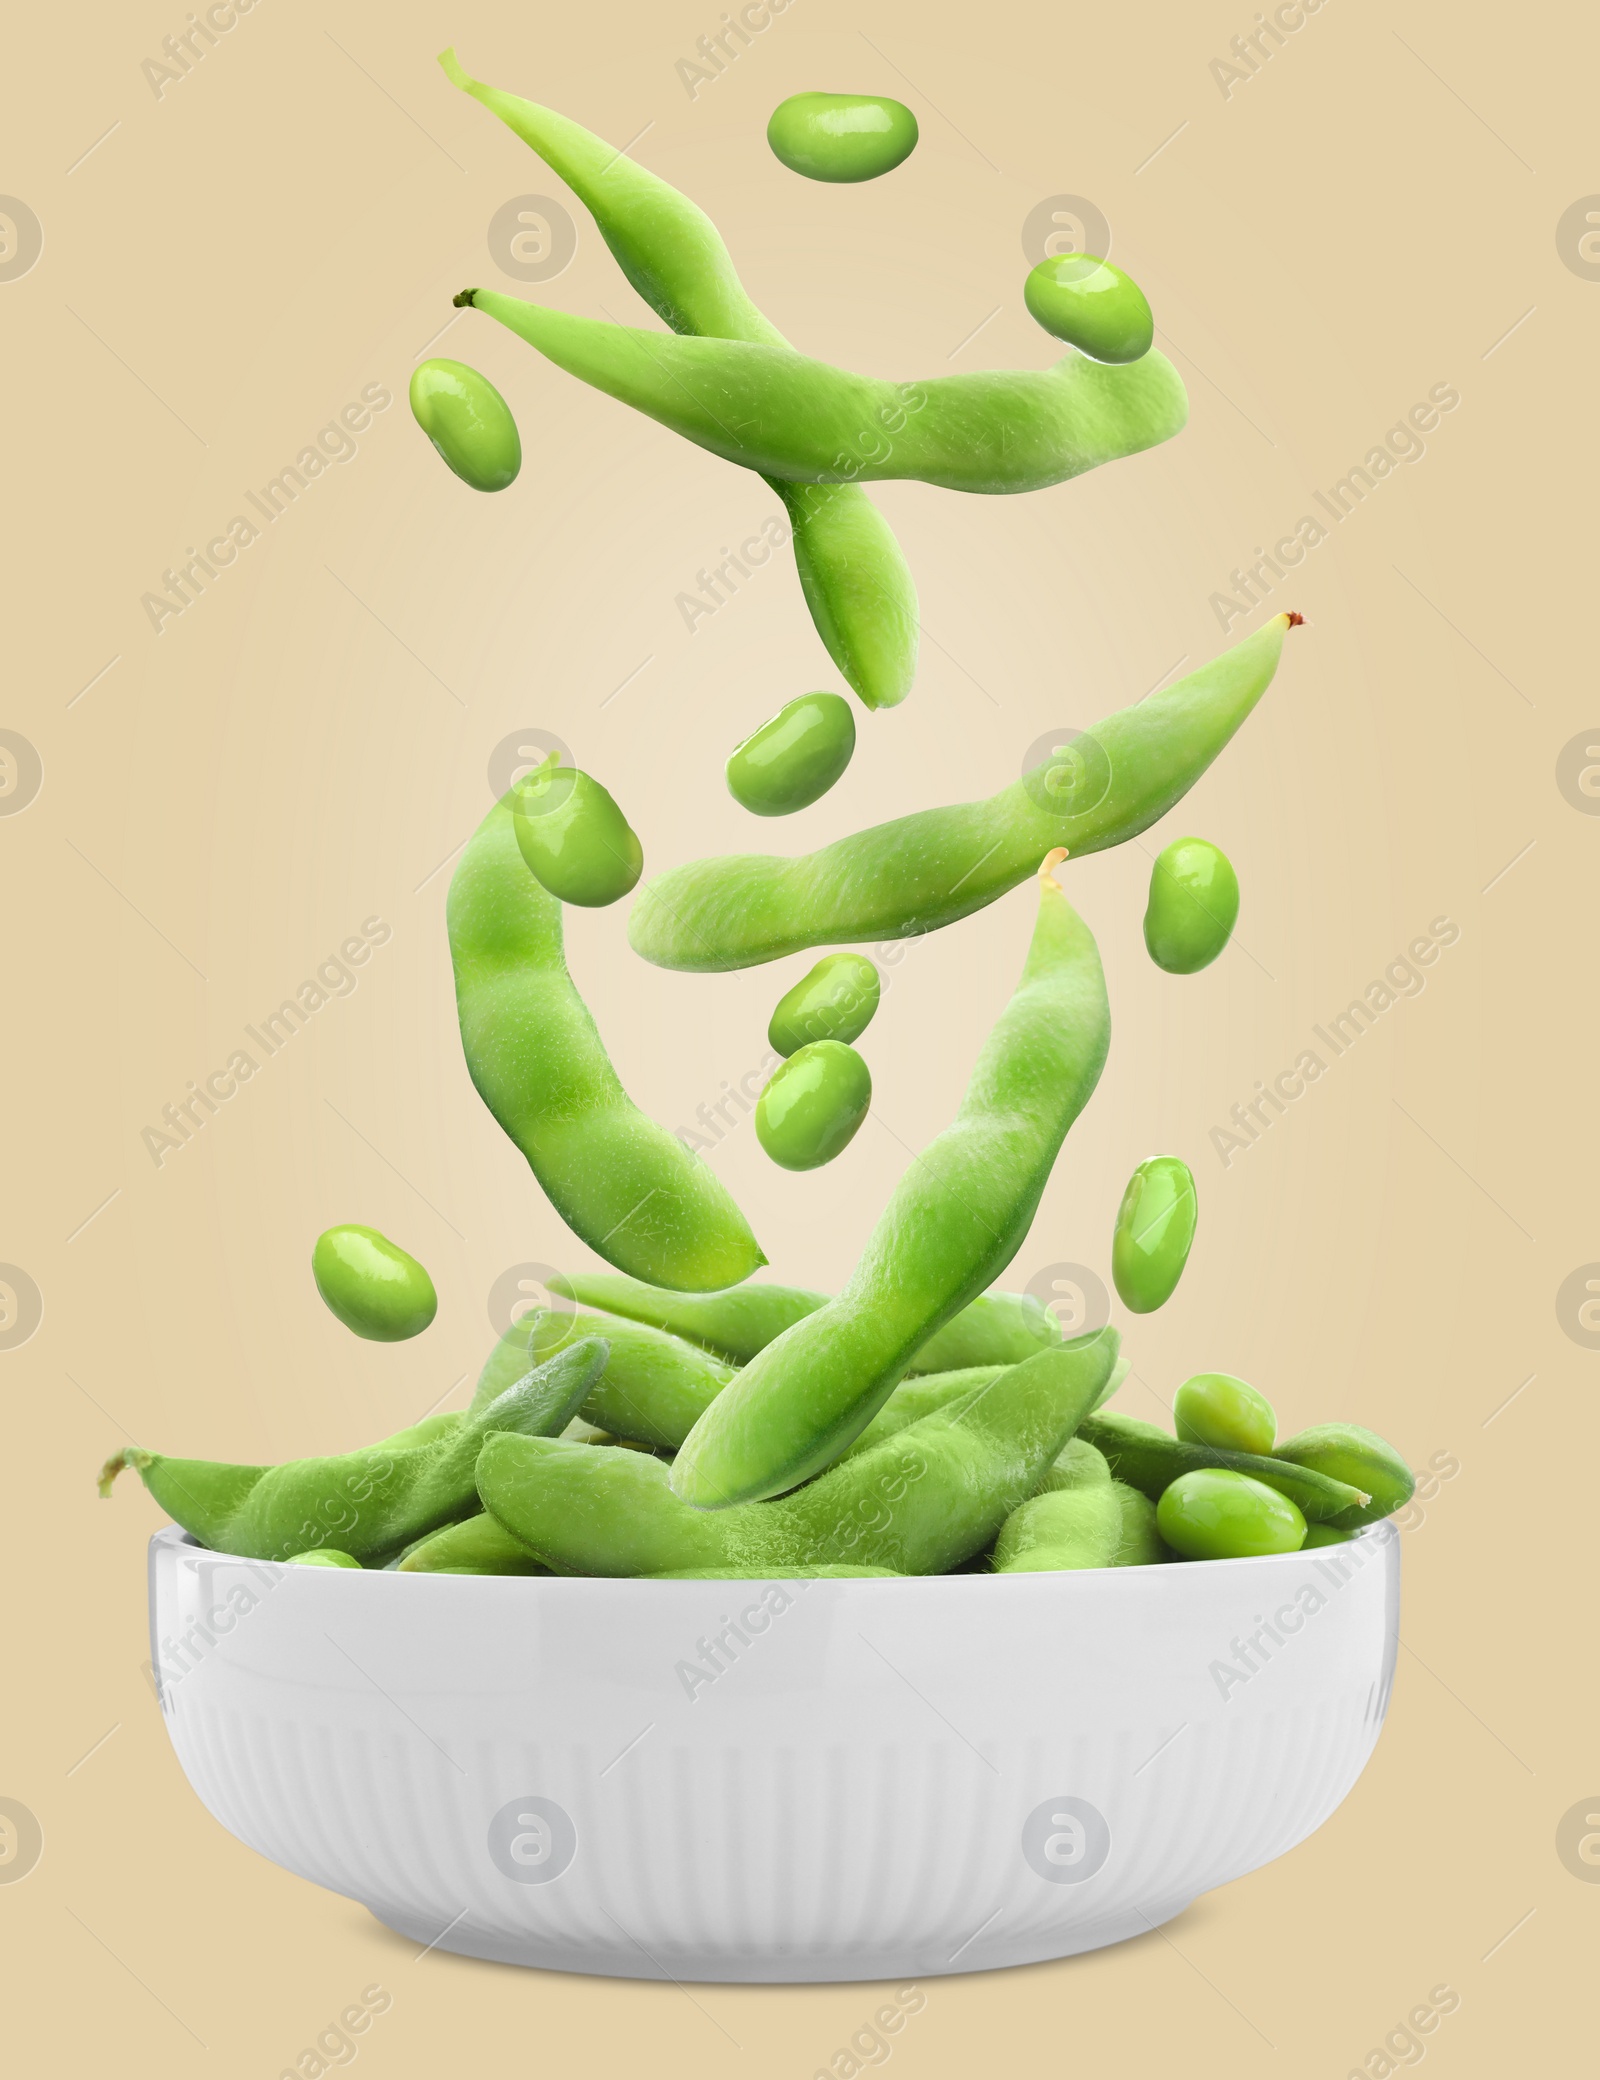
top-left (548, 1270), bottom-right (1061, 1373)
top-left (1174, 1372), bottom-right (1276, 1455)
top-left (409, 357), bottom-right (521, 490)
top-left (1078, 1408), bottom-right (1368, 1524)
top-left (1143, 836), bottom-right (1239, 973)
top-left (755, 1040), bottom-right (872, 1170)
top-left (478, 1336), bottom-right (1117, 1575)
top-left (629, 615), bottom-right (1299, 971)
top-left (1157, 1468), bottom-right (1306, 1560)
top-left (768, 952), bottom-right (880, 1055)
top-left (767, 92), bottom-right (919, 182)
top-left (728, 692), bottom-right (856, 817)
top-left (456, 287), bottom-right (1188, 499)
top-left (511, 756), bottom-right (643, 906)
top-left (1024, 257), bottom-right (1152, 364)
top-left (439, 50), bottom-right (918, 709)
top-left (672, 861), bottom-right (1111, 1506)
top-left (286, 1548), bottom-right (362, 1568)
top-left (97, 1338), bottom-right (608, 1562)
top-left (1111, 1155), bottom-right (1197, 1314)
top-left (449, 795), bottom-right (764, 1290)
top-left (312, 1224), bottom-right (437, 1342)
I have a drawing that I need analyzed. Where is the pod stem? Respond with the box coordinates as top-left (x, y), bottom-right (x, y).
top-left (97, 1446), bottom-right (149, 1499)
top-left (1038, 846), bottom-right (1069, 888)
top-left (452, 288), bottom-right (481, 310)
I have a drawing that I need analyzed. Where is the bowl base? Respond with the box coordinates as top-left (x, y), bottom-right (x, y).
top-left (368, 1895), bottom-right (1200, 1984)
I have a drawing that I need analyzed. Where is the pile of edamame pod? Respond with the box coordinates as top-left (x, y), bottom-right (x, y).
top-left (98, 55), bottom-right (1415, 1579)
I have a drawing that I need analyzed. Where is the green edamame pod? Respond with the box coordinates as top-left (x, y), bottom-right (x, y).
top-left (629, 616), bottom-right (1299, 971)
top-left (470, 1309), bottom-right (731, 1448)
top-left (548, 1270), bottom-right (1058, 1373)
top-left (97, 1338), bottom-right (608, 1562)
top-left (409, 357), bottom-right (522, 491)
top-left (312, 1224), bottom-right (437, 1342)
top-left (398, 1512), bottom-right (551, 1575)
top-left (1273, 1424), bottom-right (1414, 1529)
top-left (1035, 1436), bottom-right (1112, 1495)
top-left (644, 1565), bottom-right (901, 1579)
top-left (286, 1548), bottom-right (362, 1568)
top-left (842, 1367), bottom-right (1005, 1458)
top-left (755, 1041), bottom-right (872, 1170)
top-left (1157, 1468), bottom-right (1307, 1560)
top-left (1173, 1372), bottom-right (1275, 1455)
top-left (993, 1480), bottom-right (1123, 1572)
top-left (767, 92), bottom-right (919, 182)
top-left (1112, 1155), bottom-right (1197, 1314)
top-left (1143, 837), bottom-right (1240, 974)
top-left (1024, 257), bottom-right (1153, 365)
top-left (1112, 1483), bottom-right (1167, 1565)
top-left (727, 692), bottom-right (856, 816)
top-left (439, 50), bottom-right (918, 709)
top-left (457, 286), bottom-right (1188, 499)
top-left (1091, 1351), bottom-right (1131, 1411)
top-left (478, 1334), bottom-right (1117, 1575)
top-left (671, 854), bottom-right (1111, 1506)
top-left (449, 796), bottom-right (765, 1290)
top-left (768, 953), bottom-right (880, 1055)
top-left (1078, 1408), bottom-right (1367, 1524)
top-left (511, 756), bottom-right (643, 907)
top-left (1301, 1522), bottom-right (1356, 1548)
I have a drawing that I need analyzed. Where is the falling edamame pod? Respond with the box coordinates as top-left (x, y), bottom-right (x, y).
top-left (1112, 1155), bottom-right (1197, 1314)
top-left (768, 953), bottom-right (880, 1055)
top-left (312, 1224), bottom-right (438, 1342)
top-left (755, 1040), bottom-right (872, 1170)
top-left (727, 692), bottom-right (856, 815)
top-left (1174, 1372), bottom-right (1276, 1455)
top-left (439, 50), bottom-right (919, 710)
top-left (1078, 1408), bottom-right (1367, 1524)
top-left (766, 92), bottom-right (919, 182)
top-left (547, 1269), bottom-right (1060, 1373)
top-left (1273, 1424), bottom-right (1415, 1529)
top-left (1143, 836), bottom-right (1240, 974)
top-left (477, 1334), bottom-right (1118, 1575)
top-left (455, 285), bottom-right (1188, 499)
top-left (449, 796), bottom-right (765, 1290)
top-left (671, 852), bottom-right (1111, 1506)
top-left (97, 1338), bottom-right (609, 1563)
top-left (409, 357), bottom-right (522, 490)
top-left (511, 754), bottom-right (643, 906)
top-left (1023, 257), bottom-right (1153, 365)
top-left (469, 1305), bottom-right (733, 1450)
top-left (629, 615), bottom-right (1299, 971)
top-left (1157, 1468), bottom-right (1307, 1560)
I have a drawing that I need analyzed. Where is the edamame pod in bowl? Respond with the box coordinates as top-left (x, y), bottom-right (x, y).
top-left (629, 615), bottom-right (1299, 971)
top-left (671, 853), bottom-right (1111, 1506)
top-left (456, 288), bottom-right (1188, 499)
top-left (449, 797), bottom-right (765, 1291)
top-left (470, 1305), bottom-right (733, 1450)
top-left (1078, 1408), bottom-right (1367, 1524)
top-left (439, 50), bottom-right (918, 709)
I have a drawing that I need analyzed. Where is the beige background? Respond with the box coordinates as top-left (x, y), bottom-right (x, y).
top-left (5, 0), bottom-right (1592, 2069)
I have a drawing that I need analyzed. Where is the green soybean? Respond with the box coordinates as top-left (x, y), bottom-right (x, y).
top-left (312, 1225), bottom-right (437, 1342)
top-left (478, 1335), bottom-right (1117, 1575)
top-left (1144, 836), bottom-right (1239, 974)
top-left (449, 795), bottom-right (764, 1290)
top-left (458, 286), bottom-right (1188, 499)
top-left (767, 92), bottom-right (919, 183)
top-left (1157, 1468), bottom-right (1307, 1560)
top-left (1273, 1424), bottom-right (1414, 1529)
top-left (1024, 256), bottom-right (1153, 364)
top-left (286, 1548), bottom-right (362, 1568)
top-left (727, 692), bottom-right (856, 816)
top-left (993, 1479), bottom-right (1122, 1573)
top-left (629, 615), bottom-right (1298, 971)
top-left (549, 1270), bottom-right (1061, 1373)
top-left (755, 1041), bottom-right (872, 1170)
top-left (769, 953), bottom-right (880, 1055)
top-left (439, 50), bottom-right (918, 709)
top-left (398, 1512), bottom-right (550, 1575)
top-left (511, 756), bottom-right (642, 907)
top-left (1079, 1408), bottom-right (1367, 1524)
top-left (1174, 1372), bottom-right (1276, 1455)
top-left (470, 1305), bottom-right (733, 1450)
top-left (1112, 1155), bottom-right (1197, 1314)
top-left (98, 1338), bottom-right (608, 1562)
top-left (671, 857), bottom-right (1110, 1506)
top-left (409, 357), bottom-right (521, 491)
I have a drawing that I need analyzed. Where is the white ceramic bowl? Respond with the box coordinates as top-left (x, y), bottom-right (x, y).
top-left (148, 1521), bottom-right (1399, 1982)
